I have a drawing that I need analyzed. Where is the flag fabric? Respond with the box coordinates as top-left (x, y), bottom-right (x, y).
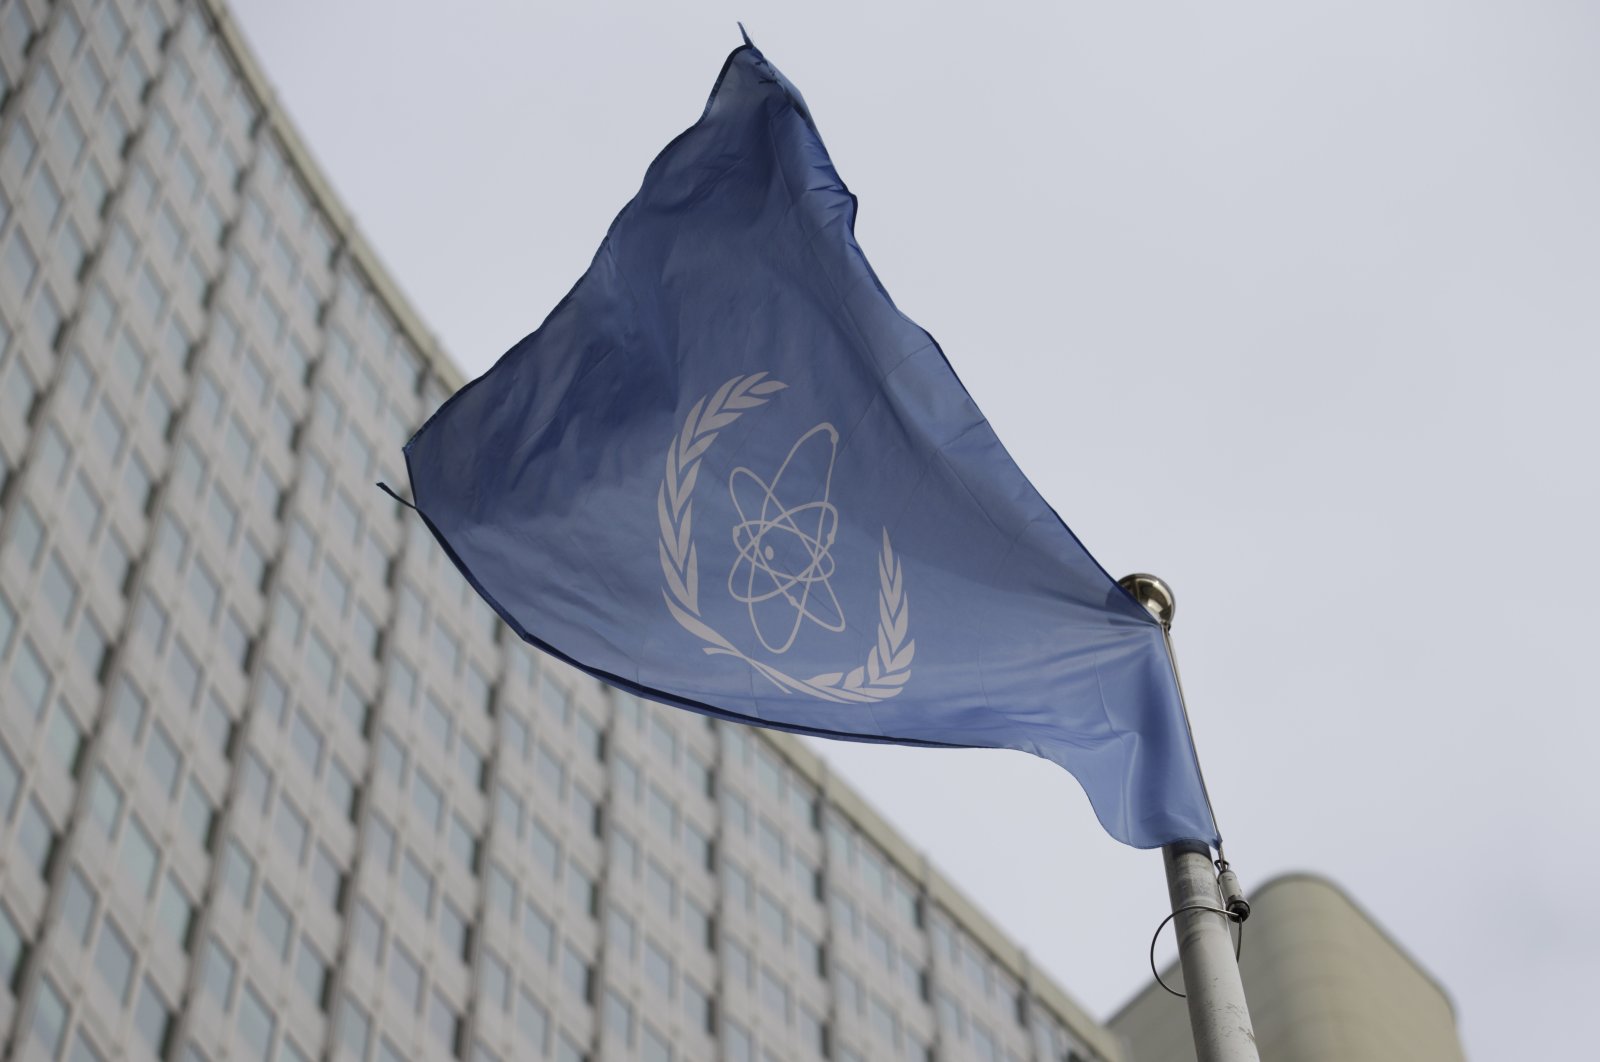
top-left (400, 40), bottom-right (1218, 849)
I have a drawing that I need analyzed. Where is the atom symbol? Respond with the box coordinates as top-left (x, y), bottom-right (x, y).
top-left (727, 423), bottom-right (846, 655)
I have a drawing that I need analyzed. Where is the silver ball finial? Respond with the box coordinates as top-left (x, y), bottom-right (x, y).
top-left (1118, 573), bottom-right (1175, 629)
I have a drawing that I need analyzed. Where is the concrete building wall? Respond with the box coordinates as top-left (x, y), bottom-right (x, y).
top-left (0, 1), bottom-right (1116, 1061)
top-left (1111, 875), bottom-right (1465, 1062)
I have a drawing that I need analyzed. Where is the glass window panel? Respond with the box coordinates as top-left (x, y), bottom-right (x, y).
top-left (30, 977), bottom-right (67, 1056)
top-left (522, 900), bottom-right (554, 962)
top-left (135, 978), bottom-right (173, 1057)
top-left (295, 936), bottom-right (330, 1008)
top-left (223, 839), bottom-right (255, 902)
top-left (121, 816), bottom-right (159, 897)
top-left (205, 937), bottom-right (238, 1004)
top-left (94, 918), bottom-right (136, 1002)
top-left (388, 943), bottom-right (421, 1008)
top-left (62, 867), bottom-right (98, 944)
top-left (145, 722), bottom-right (181, 794)
top-left (238, 983), bottom-right (277, 1060)
top-left (257, 885), bottom-right (292, 959)
top-left (12, 638), bottom-right (52, 716)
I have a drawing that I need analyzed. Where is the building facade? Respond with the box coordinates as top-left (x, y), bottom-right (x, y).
top-left (0, 2), bottom-right (1119, 1061)
top-left (1111, 875), bottom-right (1467, 1062)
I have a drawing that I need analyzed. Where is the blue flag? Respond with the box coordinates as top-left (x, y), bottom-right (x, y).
top-left (401, 41), bottom-right (1218, 849)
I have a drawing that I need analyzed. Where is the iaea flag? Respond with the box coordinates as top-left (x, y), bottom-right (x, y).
top-left (400, 40), bottom-right (1218, 849)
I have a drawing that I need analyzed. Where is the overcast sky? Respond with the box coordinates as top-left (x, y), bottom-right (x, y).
top-left (230, 2), bottom-right (1598, 1056)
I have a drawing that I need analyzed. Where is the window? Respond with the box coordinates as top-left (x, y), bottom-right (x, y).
top-left (516, 988), bottom-right (548, 1052)
top-left (487, 862), bottom-right (515, 920)
top-left (649, 717), bottom-right (676, 763)
top-left (275, 798), bottom-right (308, 862)
top-left (758, 819), bottom-right (785, 868)
top-left (866, 921), bottom-right (892, 969)
top-left (257, 886), bottom-right (292, 959)
top-left (643, 1025), bottom-right (672, 1062)
top-left (494, 784), bottom-right (523, 838)
top-left (649, 785), bottom-right (677, 838)
top-left (684, 900), bottom-right (712, 950)
top-left (423, 695), bottom-right (453, 746)
top-left (412, 768), bottom-right (443, 828)
top-left (366, 811), bottom-right (396, 871)
top-left (607, 906), bottom-right (636, 958)
top-left (725, 939), bottom-right (752, 988)
top-left (238, 983), bottom-right (276, 1060)
top-left (135, 978), bottom-right (173, 1057)
top-left (671, 976), bottom-right (710, 1040)
top-left (204, 937), bottom-right (238, 1004)
top-left (502, 710), bottom-right (528, 759)
top-left (145, 722), bottom-right (181, 795)
top-left (605, 989), bottom-right (634, 1046)
top-left (12, 636), bottom-right (51, 718)
top-left (646, 860), bottom-right (675, 916)
top-left (30, 977), bottom-right (67, 1057)
top-left (429, 991), bottom-right (461, 1058)
top-left (610, 827), bottom-right (639, 878)
top-left (340, 679), bottom-right (370, 732)
top-left (762, 968), bottom-right (791, 1022)
top-left (18, 797), bottom-right (56, 874)
top-left (479, 948), bottom-right (510, 1010)
top-left (291, 711), bottom-right (324, 774)
top-left (535, 743), bottom-right (564, 792)
top-left (329, 759), bottom-right (359, 820)
top-left (297, 937), bottom-right (328, 1008)
top-left (62, 867), bottom-right (98, 943)
top-left (241, 752), bottom-right (272, 814)
top-left (6, 503), bottom-right (44, 571)
top-left (645, 938), bottom-right (674, 996)
top-left (167, 638), bottom-right (202, 707)
top-left (121, 816), bottom-right (159, 897)
top-left (972, 1021), bottom-right (998, 1062)
top-left (530, 819), bottom-right (560, 877)
top-left (572, 785), bottom-right (600, 837)
top-left (311, 845), bottom-right (344, 909)
top-left (402, 852), bottom-right (433, 913)
top-left (158, 873), bottom-right (195, 947)
top-left (831, 893), bottom-right (858, 937)
top-left (440, 900), bottom-right (472, 961)
top-left (352, 902), bottom-right (383, 963)
top-left (61, 609), bottom-right (99, 684)
top-left (723, 789), bottom-right (750, 834)
top-left (725, 861), bottom-right (752, 910)
top-left (89, 769), bottom-right (123, 834)
top-left (388, 943), bottom-right (422, 1007)
top-left (339, 997), bottom-right (371, 1060)
top-left (758, 892), bottom-right (788, 943)
top-left (0, 902), bottom-right (23, 987)
top-left (379, 729), bottom-right (407, 781)
top-left (447, 814), bottom-right (478, 871)
top-left (561, 942), bottom-right (592, 1002)
top-left (522, 895), bottom-right (555, 958)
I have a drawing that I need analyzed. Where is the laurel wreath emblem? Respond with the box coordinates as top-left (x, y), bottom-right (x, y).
top-left (658, 373), bottom-right (914, 702)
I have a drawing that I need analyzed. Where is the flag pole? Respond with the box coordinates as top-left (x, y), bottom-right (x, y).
top-left (1118, 574), bottom-right (1260, 1062)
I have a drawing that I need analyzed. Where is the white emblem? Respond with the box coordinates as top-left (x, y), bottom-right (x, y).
top-left (658, 374), bottom-right (914, 702)
top-left (727, 423), bottom-right (845, 654)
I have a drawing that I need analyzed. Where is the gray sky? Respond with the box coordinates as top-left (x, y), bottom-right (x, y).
top-left (231, 2), bottom-right (1599, 1055)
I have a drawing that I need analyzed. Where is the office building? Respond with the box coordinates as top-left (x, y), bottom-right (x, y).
top-left (1112, 874), bottom-right (1467, 1062)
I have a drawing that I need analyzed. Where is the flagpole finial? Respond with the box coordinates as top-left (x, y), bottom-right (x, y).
top-left (1118, 573), bottom-right (1175, 629)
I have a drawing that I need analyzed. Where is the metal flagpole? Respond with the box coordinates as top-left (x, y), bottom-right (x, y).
top-left (1118, 575), bottom-right (1260, 1062)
